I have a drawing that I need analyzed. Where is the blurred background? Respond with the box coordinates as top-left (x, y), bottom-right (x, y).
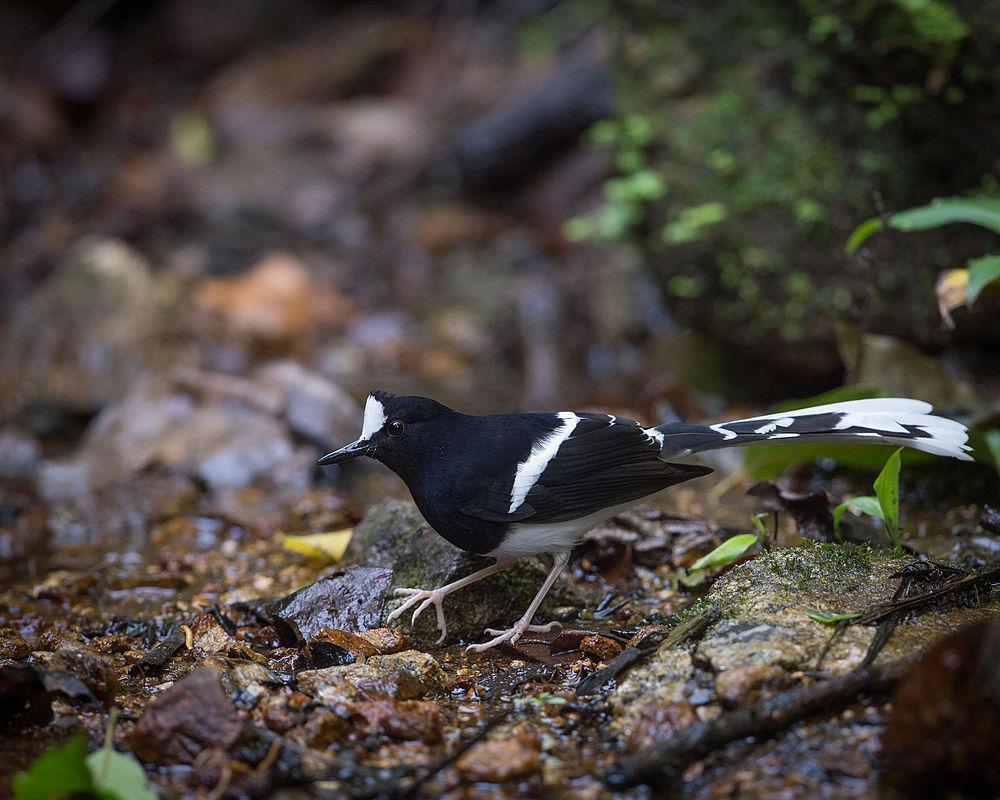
top-left (1, 0), bottom-right (999, 556)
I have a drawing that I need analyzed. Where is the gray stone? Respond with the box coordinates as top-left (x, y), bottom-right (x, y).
top-left (38, 375), bottom-right (299, 499)
top-left (254, 360), bottom-right (362, 447)
top-left (344, 498), bottom-right (590, 648)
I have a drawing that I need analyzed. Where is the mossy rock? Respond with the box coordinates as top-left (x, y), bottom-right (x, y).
top-left (609, 541), bottom-right (1000, 728)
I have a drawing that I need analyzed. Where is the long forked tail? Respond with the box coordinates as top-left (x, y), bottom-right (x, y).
top-left (652, 398), bottom-right (973, 461)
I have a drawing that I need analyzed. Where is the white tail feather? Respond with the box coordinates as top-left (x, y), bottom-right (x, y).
top-left (725, 398), bottom-right (973, 461)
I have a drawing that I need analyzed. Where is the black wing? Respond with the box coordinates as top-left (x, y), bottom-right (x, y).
top-left (464, 413), bottom-right (712, 524)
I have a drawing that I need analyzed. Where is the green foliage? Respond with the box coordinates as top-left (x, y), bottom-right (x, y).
top-left (13, 735), bottom-right (93, 800)
top-left (85, 749), bottom-right (157, 800)
top-left (13, 714), bottom-right (156, 800)
top-left (804, 609), bottom-right (862, 624)
top-left (832, 448), bottom-right (903, 549)
top-left (594, 0), bottom-right (999, 353)
top-left (690, 534), bottom-right (759, 571)
top-left (750, 512), bottom-right (769, 538)
top-left (873, 448), bottom-right (903, 547)
top-left (848, 196), bottom-right (1000, 312)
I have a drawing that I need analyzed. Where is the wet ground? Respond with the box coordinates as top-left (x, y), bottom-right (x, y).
top-left (1, 3), bottom-right (999, 798)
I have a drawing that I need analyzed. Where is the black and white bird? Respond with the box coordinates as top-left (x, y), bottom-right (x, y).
top-left (318, 391), bottom-right (972, 651)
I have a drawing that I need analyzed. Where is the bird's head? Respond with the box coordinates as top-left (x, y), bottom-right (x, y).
top-left (317, 390), bottom-right (456, 473)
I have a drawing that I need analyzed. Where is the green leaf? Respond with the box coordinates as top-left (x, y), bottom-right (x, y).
top-left (750, 513), bottom-right (768, 538)
top-left (690, 534), bottom-right (758, 572)
top-left (845, 217), bottom-right (883, 254)
top-left (86, 750), bottom-right (157, 800)
top-left (888, 197), bottom-right (1000, 236)
top-left (966, 254), bottom-right (1000, 306)
top-left (832, 495), bottom-right (884, 540)
top-left (873, 448), bottom-right (903, 549)
top-left (676, 568), bottom-right (707, 588)
top-left (847, 198), bottom-right (1000, 254)
top-left (13, 734), bottom-right (94, 800)
top-left (804, 609), bottom-right (862, 625)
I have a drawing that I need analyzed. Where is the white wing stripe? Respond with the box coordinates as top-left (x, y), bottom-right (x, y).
top-left (508, 412), bottom-right (579, 514)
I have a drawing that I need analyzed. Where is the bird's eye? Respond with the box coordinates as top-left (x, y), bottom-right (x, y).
top-left (387, 419), bottom-right (406, 438)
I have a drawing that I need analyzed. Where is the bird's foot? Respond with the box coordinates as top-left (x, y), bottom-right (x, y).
top-left (386, 587), bottom-right (449, 644)
top-left (466, 620), bottom-right (562, 652)
top-left (486, 621), bottom-right (562, 636)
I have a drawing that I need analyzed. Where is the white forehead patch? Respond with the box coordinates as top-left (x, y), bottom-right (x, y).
top-left (361, 395), bottom-right (387, 439)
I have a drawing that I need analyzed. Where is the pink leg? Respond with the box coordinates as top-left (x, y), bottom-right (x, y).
top-left (386, 559), bottom-right (513, 644)
top-left (466, 551), bottom-right (570, 652)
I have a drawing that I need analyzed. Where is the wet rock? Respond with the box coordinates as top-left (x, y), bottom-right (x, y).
top-left (882, 621), bottom-right (1000, 799)
top-left (345, 499), bottom-right (590, 648)
top-left (308, 629), bottom-right (379, 660)
top-left (610, 543), bottom-right (1000, 735)
top-left (255, 360), bottom-right (362, 447)
top-left (346, 694), bottom-right (441, 742)
top-left (46, 643), bottom-right (117, 702)
top-left (210, 657), bottom-right (282, 709)
top-left (456, 731), bottom-right (542, 783)
top-left (129, 667), bottom-right (241, 765)
top-left (260, 692), bottom-right (306, 734)
top-left (0, 627), bottom-right (31, 660)
top-left (356, 628), bottom-right (407, 655)
top-left (0, 237), bottom-right (189, 415)
top-left (296, 650), bottom-right (445, 704)
top-left (365, 651), bottom-right (446, 694)
top-left (268, 566), bottom-right (393, 643)
top-left (190, 613), bottom-right (236, 657)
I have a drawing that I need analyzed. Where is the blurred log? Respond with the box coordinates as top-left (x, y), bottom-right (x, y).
top-left (446, 56), bottom-right (612, 194)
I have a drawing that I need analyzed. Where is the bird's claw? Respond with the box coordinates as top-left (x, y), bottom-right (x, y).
top-left (466, 620), bottom-right (561, 652)
top-left (386, 586), bottom-right (449, 644)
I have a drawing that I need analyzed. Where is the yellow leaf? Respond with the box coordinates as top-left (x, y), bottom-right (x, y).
top-left (935, 268), bottom-right (968, 329)
top-left (282, 529), bottom-right (353, 563)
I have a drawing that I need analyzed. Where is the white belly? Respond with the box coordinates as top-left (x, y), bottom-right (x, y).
top-left (488, 501), bottom-right (639, 559)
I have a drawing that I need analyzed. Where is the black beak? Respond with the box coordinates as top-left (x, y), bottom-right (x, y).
top-left (317, 439), bottom-right (372, 466)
